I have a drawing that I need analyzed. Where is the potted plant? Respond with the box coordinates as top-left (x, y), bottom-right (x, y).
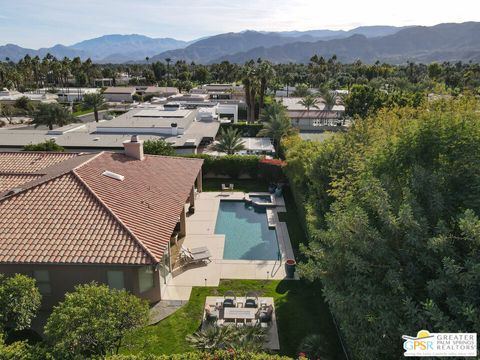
top-left (285, 259), bottom-right (296, 279)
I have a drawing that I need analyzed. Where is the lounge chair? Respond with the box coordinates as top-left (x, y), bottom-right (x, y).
top-left (244, 291), bottom-right (258, 308)
top-left (221, 183), bottom-right (228, 191)
top-left (223, 290), bottom-right (236, 308)
top-left (229, 183), bottom-right (234, 190)
top-left (180, 247), bottom-right (212, 264)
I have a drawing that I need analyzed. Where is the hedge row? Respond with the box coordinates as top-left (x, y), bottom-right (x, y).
top-left (109, 350), bottom-right (292, 360)
top-left (219, 122), bottom-right (263, 137)
top-left (182, 154), bottom-right (285, 182)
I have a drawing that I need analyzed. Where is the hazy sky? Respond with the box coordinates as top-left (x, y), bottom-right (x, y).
top-left (0, 0), bottom-right (478, 48)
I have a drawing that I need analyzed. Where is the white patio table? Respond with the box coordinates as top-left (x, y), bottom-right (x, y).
top-left (223, 307), bottom-right (256, 320)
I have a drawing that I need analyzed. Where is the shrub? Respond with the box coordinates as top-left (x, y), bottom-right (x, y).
top-left (143, 139), bottom-right (175, 156)
top-left (183, 154), bottom-right (260, 179)
top-left (0, 274), bottom-right (41, 333)
top-left (44, 283), bottom-right (149, 359)
top-left (23, 140), bottom-right (65, 152)
top-left (108, 350), bottom-right (292, 360)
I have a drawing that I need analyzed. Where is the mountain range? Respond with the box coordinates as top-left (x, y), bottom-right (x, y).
top-left (1, 22), bottom-right (479, 64)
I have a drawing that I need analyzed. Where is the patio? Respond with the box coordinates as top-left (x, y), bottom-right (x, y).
top-left (161, 191), bottom-right (295, 301)
top-left (203, 295), bottom-right (279, 350)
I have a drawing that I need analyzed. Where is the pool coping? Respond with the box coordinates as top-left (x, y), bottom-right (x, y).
top-left (161, 191), bottom-right (296, 301)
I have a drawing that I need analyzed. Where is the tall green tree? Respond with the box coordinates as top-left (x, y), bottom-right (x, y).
top-left (344, 84), bottom-right (385, 118)
top-left (32, 103), bottom-right (76, 130)
top-left (0, 274), bottom-right (41, 333)
top-left (44, 283), bottom-right (149, 359)
top-left (82, 93), bottom-right (106, 122)
top-left (284, 98), bottom-right (480, 359)
top-left (242, 61), bottom-right (259, 123)
top-left (213, 127), bottom-right (245, 155)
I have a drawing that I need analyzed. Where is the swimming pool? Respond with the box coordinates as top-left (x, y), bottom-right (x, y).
top-left (249, 195), bottom-right (272, 203)
top-left (214, 200), bottom-right (279, 260)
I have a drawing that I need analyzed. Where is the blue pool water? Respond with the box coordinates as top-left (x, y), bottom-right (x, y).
top-left (214, 200), bottom-right (279, 260)
top-left (249, 195), bottom-right (272, 203)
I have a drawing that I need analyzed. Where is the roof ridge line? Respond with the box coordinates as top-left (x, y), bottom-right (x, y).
top-left (71, 170), bottom-right (160, 264)
top-left (72, 151), bottom-right (105, 171)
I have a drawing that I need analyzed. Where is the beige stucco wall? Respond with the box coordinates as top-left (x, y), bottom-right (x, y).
top-left (0, 264), bottom-right (162, 309)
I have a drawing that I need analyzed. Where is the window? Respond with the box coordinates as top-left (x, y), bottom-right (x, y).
top-left (33, 270), bottom-right (51, 295)
top-left (107, 271), bottom-right (125, 290)
top-left (138, 266), bottom-right (154, 293)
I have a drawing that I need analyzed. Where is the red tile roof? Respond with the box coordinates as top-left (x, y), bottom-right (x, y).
top-left (75, 153), bottom-right (203, 261)
top-left (0, 174), bottom-right (42, 192)
top-left (0, 173), bottom-right (151, 265)
top-left (0, 152), bottom-right (77, 173)
top-left (0, 151), bottom-right (203, 265)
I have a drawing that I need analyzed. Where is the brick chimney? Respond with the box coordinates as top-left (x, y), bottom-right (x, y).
top-left (123, 135), bottom-right (144, 160)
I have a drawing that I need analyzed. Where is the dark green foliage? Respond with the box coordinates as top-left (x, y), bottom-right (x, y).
top-left (186, 325), bottom-right (267, 353)
top-left (44, 283), bottom-right (149, 359)
top-left (183, 154), bottom-right (261, 179)
top-left (109, 350), bottom-right (291, 359)
top-left (31, 103), bottom-right (76, 130)
top-left (219, 123), bottom-right (264, 137)
top-left (143, 139), bottom-right (175, 156)
top-left (213, 127), bottom-right (245, 155)
top-left (0, 274), bottom-right (41, 333)
top-left (23, 140), bottom-right (65, 152)
top-left (284, 98), bottom-right (480, 359)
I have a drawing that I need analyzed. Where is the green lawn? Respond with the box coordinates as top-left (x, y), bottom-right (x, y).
top-left (72, 108), bottom-right (94, 116)
top-left (120, 179), bottom-right (344, 358)
top-left (121, 280), bottom-right (344, 358)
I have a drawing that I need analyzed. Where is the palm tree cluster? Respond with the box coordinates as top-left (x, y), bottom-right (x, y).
top-left (186, 325), bottom-right (267, 353)
top-left (242, 59), bottom-right (275, 122)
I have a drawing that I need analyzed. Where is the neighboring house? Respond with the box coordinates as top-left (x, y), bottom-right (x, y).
top-left (0, 138), bottom-right (203, 309)
top-left (103, 87), bottom-right (137, 103)
top-left (0, 89), bottom-right (58, 105)
top-left (278, 97), bottom-right (345, 131)
top-left (139, 86), bottom-right (179, 97)
top-left (0, 106), bottom-right (220, 154)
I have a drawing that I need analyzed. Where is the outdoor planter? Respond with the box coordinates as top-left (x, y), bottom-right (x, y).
top-left (285, 259), bottom-right (296, 279)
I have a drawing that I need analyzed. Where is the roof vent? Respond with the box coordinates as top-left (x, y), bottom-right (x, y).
top-left (102, 170), bottom-right (125, 181)
top-left (131, 134), bottom-right (139, 142)
top-left (7, 188), bottom-right (23, 196)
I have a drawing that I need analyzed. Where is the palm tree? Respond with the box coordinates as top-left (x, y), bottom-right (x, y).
top-left (165, 57), bottom-right (171, 83)
top-left (258, 102), bottom-right (296, 152)
top-left (186, 325), bottom-right (236, 352)
top-left (319, 87), bottom-right (337, 111)
top-left (32, 103), bottom-right (75, 130)
top-left (298, 334), bottom-right (333, 360)
top-left (82, 93), bottom-right (106, 122)
top-left (213, 127), bottom-right (245, 155)
top-left (298, 94), bottom-right (320, 113)
top-left (241, 61), bottom-right (259, 123)
top-left (186, 325), bottom-right (266, 353)
top-left (257, 60), bottom-right (275, 115)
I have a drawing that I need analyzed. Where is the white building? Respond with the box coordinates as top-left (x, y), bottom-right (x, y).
top-left (0, 89), bottom-right (58, 105)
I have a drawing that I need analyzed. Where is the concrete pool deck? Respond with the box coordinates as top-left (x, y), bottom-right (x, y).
top-left (161, 191), bottom-right (296, 301)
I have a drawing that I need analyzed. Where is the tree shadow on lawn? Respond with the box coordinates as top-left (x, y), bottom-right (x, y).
top-left (275, 280), bottom-right (346, 359)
